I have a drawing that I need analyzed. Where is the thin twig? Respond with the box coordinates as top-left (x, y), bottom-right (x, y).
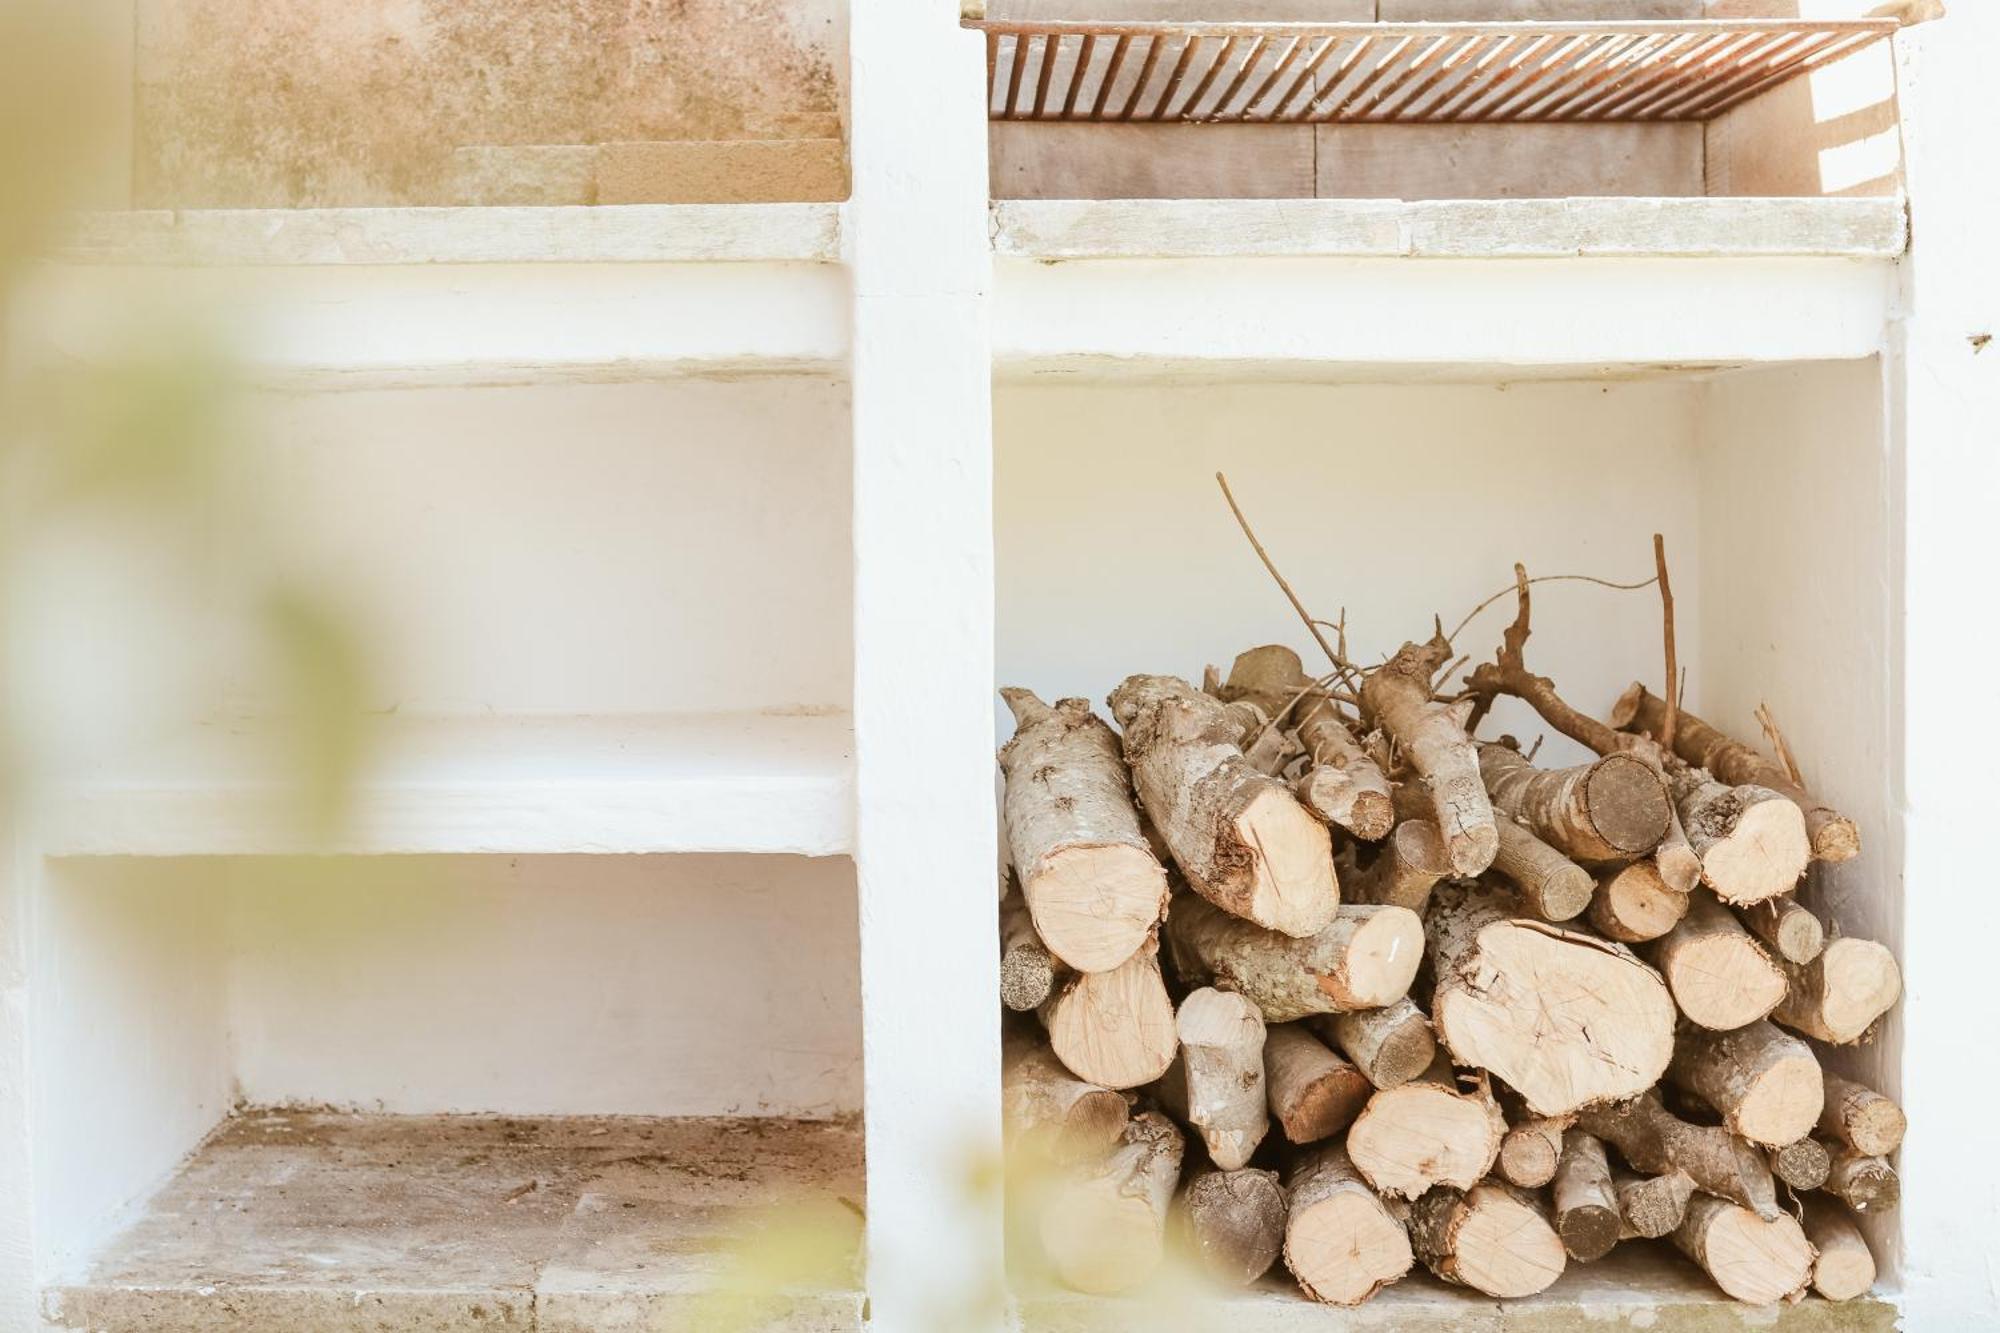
top-left (1755, 701), bottom-right (1805, 786)
top-left (1217, 472), bottom-right (1349, 674)
top-left (1654, 533), bottom-right (1678, 753)
top-left (1446, 571), bottom-right (1659, 648)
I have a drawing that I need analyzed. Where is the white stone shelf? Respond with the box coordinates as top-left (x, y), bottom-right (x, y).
top-left (42, 1111), bottom-right (864, 1333)
top-left (992, 197), bottom-right (1903, 377)
top-left (40, 712), bottom-right (855, 857)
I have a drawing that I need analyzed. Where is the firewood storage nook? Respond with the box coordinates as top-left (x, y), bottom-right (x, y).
top-left (4, 2), bottom-right (1993, 1332)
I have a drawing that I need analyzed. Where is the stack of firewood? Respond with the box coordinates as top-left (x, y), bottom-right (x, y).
top-left (997, 564), bottom-right (1901, 1308)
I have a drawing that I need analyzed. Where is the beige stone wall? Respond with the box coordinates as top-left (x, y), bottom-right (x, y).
top-left (131, 0), bottom-right (847, 207)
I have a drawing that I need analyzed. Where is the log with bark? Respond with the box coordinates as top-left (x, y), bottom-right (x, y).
top-left (1478, 743), bottom-right (1672, 864)
top-left (1109, 674), bottom-right (1337, 937)
top-left (1167, 896), bottom-right (1424, 1023)
top-left (1345, 1055), bottom-right (1505, 1199)
top-left (1359, 634), bottom-right (1498, 876)
top-left (1282, 1144), bottom-right (1414, 1306)
top-left (1409, 1183), bottom-right (1566, 1299)
top-left (1613, 683), bottom-right (1859, 864)
top-left (1577, 1092), bottom-right (1780, 1219)
top-left (1179, 1165), bottom-right (1285, 1287)
top-left (1218, 646), bottom-right (1393, 840)
top-left (1000, 894), bottom-right (1059, 1013)
top-left (1736, 895), bottom-right (1825, 965)
top-left (1000, 690), bottom-right (1171, 972)
top-left (1802, 1196), bottom-right (1877, 1301)
top-left (1155, 987), bottom-right (1268, 1170)
top-left (1823, 1147), bottom-right (1901, 1213)
top-left (1002, 1030), bottom-right (1130, 1165)
top-left (1489, 817), bottom-right (1594, 923)
top-left (1312, 996), bottom-right (1435, 1091)
top-left (1495, 1112), bottom-right (1570, 1189)
top-left (1552, 1129), bottom-right (1621, 1262)
top-left (1342, 817), bottom-right (1448, 913)
top-left (1612, 1167), bottom-right (1695, 1240)
top-left (1817, 1073), bottom-right (1907, 1157)
top-left (1587, 860), bottom-right (1689, 944)
top-left (1772, 936), bottom-right (1903, 1045)
top-left (1666, 1020), bottom-right (1824, 1148)
top-left (1040, 938), bottom-right (1179, 1090)
top-left (1040, 1111), bottom-right (1185, 1295)
top-left (1767, 1136), bottom-right (1832, 1191)
top-left (1662, 765), bottom-right (1809, 906)
top-left (1426, 882), bottom-right (1675, 1116)
top-left (1263, 1023), bottom-right (1370, 1145)
top-left (1648, 891), bottom-right (1787, 1031)
top-left (1672, 1194), bottom-right (1814, 1305)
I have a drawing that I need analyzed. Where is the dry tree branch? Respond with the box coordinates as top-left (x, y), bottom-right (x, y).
top-left (1654, 533), bottom-right (1678, 753)
top-left (1216, 472), bottom-right (1357, 679)
top-left (1755, 702), bottom-right (1805, 787)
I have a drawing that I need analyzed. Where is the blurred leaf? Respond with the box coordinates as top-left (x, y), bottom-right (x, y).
top-left (681, 1194), bottom-right (864, 1333)
top-left (259, 586), bottom-right (373, 842)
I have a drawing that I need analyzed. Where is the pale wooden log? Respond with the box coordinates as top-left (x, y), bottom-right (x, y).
top-left (1425, 881), bottom-right (1675, 1117)
top-left (1343, 818), bottom-right (1448, 913)
top-left (1553, 1130), bottom-right (1620, 1262)
top-left (1736, 895), bottom-right (1825, 965)
top-left (1041, 1111), bottom-right (1185, 1295)
top-left (1479, 744), bottom-right (1672, 863)
top-left (1409, 1183), bottom-right (1565, 1299)
top-left (1496, 1114), bottom-right (1570, 1189)
top-left (1039, 938), bottom-right (1179, 1091)
top-left (1282, 1143), bottom-right (1413, 1306)
top-left (1663, 765), bottom-right (1809, 905)
top-left (1217, 646), bottom-right (1392, 840)
top-left (1802, 1196), bottom-right (1877, 1301)
top-left (1587, 860), bottom-right (1689, 944)
top-left (1263, 1023), bottom-right (1369, 1145)
top-left (1817, 1073), bottom-right (1907, 1157)
top-left (1612, 1167), bottom-right (1695, 1240)
top-left (1001, 689), bottom-right (1171, 972)
top-left (1489, 817), bottom-right (1594, 923)
top-left (1823, 1147), bottom-right (1901, 1214)
top-left (1109, 674), bottom-right (1337, 938)
top-left (1000, 893), bottom-right (1058, 1013)
top-left (1768, 1137), bottom-right (1831, 1191)
top-left (1613, 684), bottom-right (1859, 864)
top-left (1167, 896), bottom-right (1423, 1023)
top-left (1157, 988), bottom-right (1268, 1170)
top-left (1649, 891), bottom-right (1786, 1031)
top-left (1314, 997), bottom-right (1435, 1091)
top-left (1577, 1092), bottom-right (1780, 1219)
top-left (1673, 1194), bottom-right (1814, 1305)
top-left (1360, 635), bottom-right (1497, 876)
top-left (1345, 1056), bottom-right (1505, 1200)
top-left (1179, 1165), bottom-right (1285, 1288)
top-left (1002, 1030), bottom-right (1129, 1166)
top-left (1667, 1020), bottom-right (1824, 1147)
top-left (1772, 937), bottom-right (1903, 1045)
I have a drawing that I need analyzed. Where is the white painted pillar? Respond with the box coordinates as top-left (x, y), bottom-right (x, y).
top-left (0, 830), bottom-right (35, 1328)
top-left (846, 5), bottom-right (1003, 1332)
top-left (1891, 9), bottom-right (2000, 1327)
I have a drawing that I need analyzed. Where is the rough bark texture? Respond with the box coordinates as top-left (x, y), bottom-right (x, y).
top-left (1282, 1143), bottom-right (1414, 1306)
top-left (1409, 1183), bottom-right (1565, 1299)
top-left (1479, 744), bottom-right (1672, 863)
top-left (1000, 893), bottom-right (1059, 1013)
top-left (1040, 938), bottom-right (1179, 1091)
top-left (1345, 1056), bottom-right (1505, 1200)
top-left (1360, 635), bottom-right (1498, 876)
top-left (1577, 1092), bottom-right (1780, 1219)
top-left (1168, 896), bottom-right (1423, 1023)
top-left (1649, 891), bottom-right (1787, 1031)
top-left (1664, 766), bottom-right (1809, 905)
top-left (1736, 895), bottom-right (1826, 965)
top-left (1489, 817), bottom-right (1594, 922)
top-left (1157, 988), bottom-right (1268, 1170)
top-left (1614, 683), bottom-right (1859, 865)
top-left (1425, 881), bottom-right (1675, 1117)
top-left (1263, 1024), bottom-right (1370, 1145)
top-left (1772, 937), bottom-right (1903, 1045)
top-left (1673, 1194), bottom-right (1814, 1305)
top-left (1552, 1129), bottom-right (1621, 1262)
top-left (1001, 689), bottom-right (1171, 972)
top-left (1110, 674), bottom-right (1337, 938)
top-left (1667, 1020), bottom-right (1824, 1147)
top-left (1179, 1165), bottom-right (1285, 1288)
top-left (1315, 997), bottom-right (1436, 1091)
top-left (1002, 1030), bottom-right (1130, 1166)
top-left (1496, 1114), bottom-right (1570, 1189)
top-left (1040, 1111), bottom-right (1185, 1295)
top-left (1612, 1167), bottom-right (1695, 1240)
top-left (1817, 1073), bottom-right (1907, 1157)
top-left (1823, 1148), bottom-right (1900, 1214)
top-left (1768, 1137), bottom-right (1832, 1191)
top-left (1218, 646), bottom-right (1392, 840)
top-left (1343, 818), bottom-right (1448, 913)
top-left (1802, 1195), bottom-right (1877, 1301)
top-left (1588, 860), bottom-right (1689, 944)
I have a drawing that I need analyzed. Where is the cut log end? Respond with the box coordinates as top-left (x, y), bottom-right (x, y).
top-left (1414, 1184), bottom-right (1566, 1299)
top-left (1669, 1020), bottom-right (1825, 1148)
top-left (1613, 1169), bottom-right (1695, 1240)
top-left (1552, 1130), bottom-right (1620, 1262)
top-left (1684, 784), bottom-right (1810, 906)
top-left (1023, 843), bottom-right (1170, 974)
top-left (1808, 812), bottom-right (1863, 865)
top-left (1582, 753), bottom-right (1675, 855)
top-left (1824, 1150), bottom-right (1901, 1214)
top-left (1264, 1025), bottom-right (1370, 1146)
top-left (1181, 1167), bottom-right (1285, 1288)
top-left (1041, 945), bottom-right (1179, 1091)
top-left (1320, 997), bottom-right (1436, 1092)
top-left (1738, 896), bottom-right (1826, 966)
top-left (1283, 1146), bottom-right (1414, 1306)
top-left (1319, 905), bottom-right (1425, 1010)
top-left (1768, 1137), bottom-right (1831, 1191)
top-left (1234, 786), bottom-right (1340, 939)
top-left (1588, 861), bottom-right (1689, 944)
top-left (1775, 937), bottom-right (1902, 1045)
top-left (1653, 894), bottom-right (1787, 1032)
top-left (1496, 1117), bottom-right (1566, 1189)
top-left (1346, 1063), bottom-right (1504, 1200)
top-left (1674, 1196), bottom-right (1813, 1305)
top-left (1803, 1197), bottom-right (1877, 1302)
top-left (1819, 1074), bottom-right (1907, 1157)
